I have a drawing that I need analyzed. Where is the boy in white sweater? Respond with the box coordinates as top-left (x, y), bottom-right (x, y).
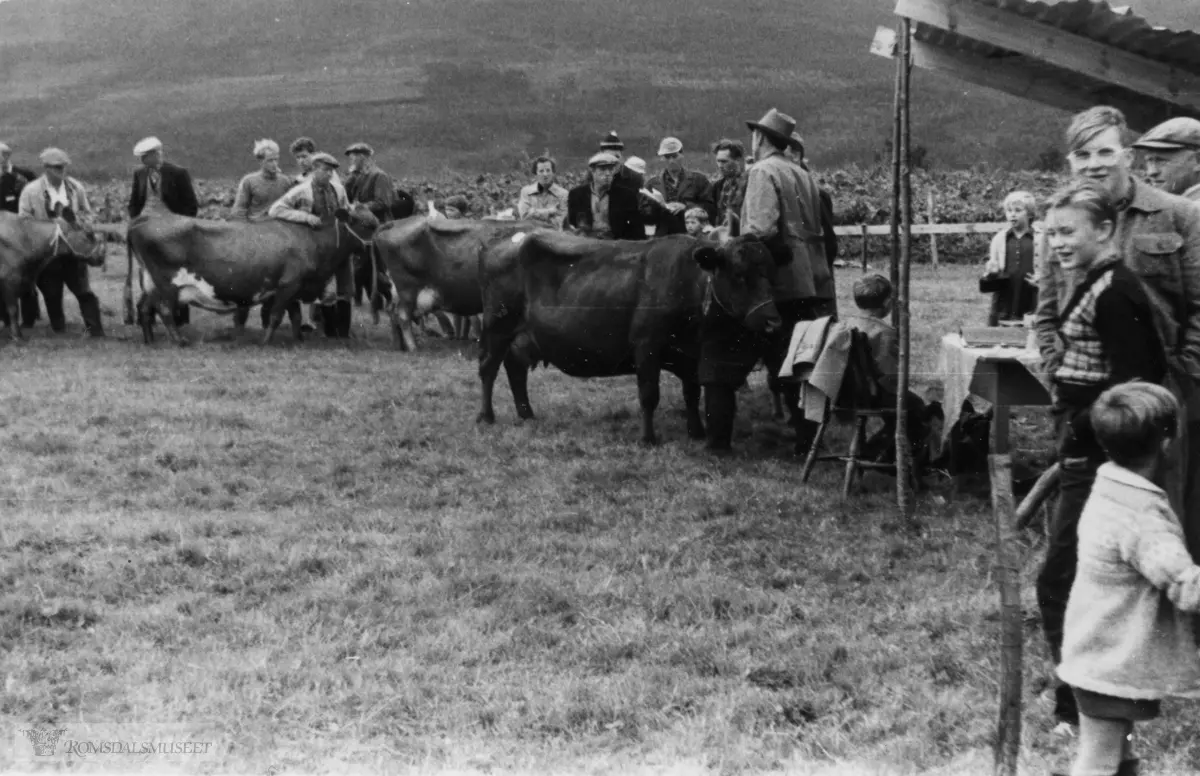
top-left (1057, 381), bottom-right (1200, 776)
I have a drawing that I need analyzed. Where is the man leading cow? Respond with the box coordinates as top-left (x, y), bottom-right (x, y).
top-left (269, 152), bottom-right (356, 338)
top-left (0, 141), bottom-right (42, 329)
top-left (17, 148), bottom-right (104, 337)
top-left (343, 142), bottom-right (397, 323)
top-left (128, 136), bottom-right (199, 329)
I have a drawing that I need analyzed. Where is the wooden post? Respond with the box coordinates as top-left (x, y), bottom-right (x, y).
top-left (861, 223), bottom-right (869, 271)
top-left (889, 21), bottom-right (903, 331)
top-left (896, 17), bottom-right (914, 520)
top-left (989, 452), bottom-right (1022, 776)
top-left (927, 188), bottom-right (939, 275)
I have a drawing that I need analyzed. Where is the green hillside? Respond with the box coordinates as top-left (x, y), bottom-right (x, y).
top-left (0, 0), bottom-right (1196, 181)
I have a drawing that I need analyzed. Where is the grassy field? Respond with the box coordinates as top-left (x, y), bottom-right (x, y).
top-left (2, 253), bottom-right (1199, 775)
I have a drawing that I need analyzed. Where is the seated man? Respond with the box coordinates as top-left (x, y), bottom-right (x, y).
top-left (841, 273), bottom-right (933, 463)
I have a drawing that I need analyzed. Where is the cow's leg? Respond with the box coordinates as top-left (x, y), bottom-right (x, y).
top-left (477, 330), bottom-right (508, 424)
top-left (390, 303), bottom-right (419, 352)
top-left (4, 283), bottom-right (24, 341)
top-left (138, 290), bottom-right (158, 344)
top-left (503, 349), bottom-right (535, 420)
top-left (634, 347), bottom-right (663, 445)
top-left (36, 267), bottom-right (66, 333)
top-left (157, 292), bottom-right (185, 346)
top-left (287, 301), bottom-right (303, 341)
top-left (681, 375), bottom-right (706, 440)
top-left (262, 289), bottom-right (298, 345)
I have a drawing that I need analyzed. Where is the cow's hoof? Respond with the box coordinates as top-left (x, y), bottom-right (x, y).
top-left (476, 412), bottom-right (496, 425)
top-left (640, 435), bottom-right (659, 447)
top-left (516, 409), bottom-right (536, 421)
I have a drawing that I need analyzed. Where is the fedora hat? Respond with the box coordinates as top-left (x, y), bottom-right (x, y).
top-left (746, 109), bottom-right (796, 146)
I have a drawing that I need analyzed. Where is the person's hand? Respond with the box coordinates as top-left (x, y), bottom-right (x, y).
top-left (665, 202), bottom-right (687, 215)
top-left (1024, 272), bottom-right (1039, 287)
top-left (642, 189), bottom-right (666, 206)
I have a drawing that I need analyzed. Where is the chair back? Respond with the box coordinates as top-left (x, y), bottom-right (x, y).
top-left (834, 329), bottom-right (884, 410)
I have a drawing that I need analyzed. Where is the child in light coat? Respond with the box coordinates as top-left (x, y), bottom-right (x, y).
top-left (1057, 381), bottom-right (1200, 776)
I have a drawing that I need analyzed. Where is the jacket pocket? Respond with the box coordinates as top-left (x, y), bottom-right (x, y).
top-left (1131, 232), bottom-right (1184, 289)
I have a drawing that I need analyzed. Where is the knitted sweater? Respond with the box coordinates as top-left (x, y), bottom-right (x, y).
top-left (1058, 463), bottom-right (1200, 699)
top-left (232, 170), bottom-right (294, 220)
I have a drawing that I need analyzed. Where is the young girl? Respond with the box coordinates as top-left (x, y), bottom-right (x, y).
top-left (1057, 381), bottom-right (1200, 776)
top-left (983, 189), bottom-right (1040, 325)
top-left (1036, 180), bottom-right (1169, 728)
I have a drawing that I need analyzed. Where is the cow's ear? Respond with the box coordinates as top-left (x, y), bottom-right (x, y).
top-left (692, 245), bottom-right (723, 272)
top-left (334, 208), bottom-right (350, 222)
top-left (60, 206), bottom-right (77, 225)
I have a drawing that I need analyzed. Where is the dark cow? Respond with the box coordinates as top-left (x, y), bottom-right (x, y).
top-left (0, 210), bottom-right (105, 340)
top-left (127, 204), bottom-right (379, 345)
top-left (478, 231), bottom-right (784, 444)
top-left (349, 187), bottom-right (418, 320)
top-left (373, 215), bottom-right (536, 351)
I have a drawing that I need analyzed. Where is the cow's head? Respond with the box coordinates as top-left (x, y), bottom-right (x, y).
top-left (333, 204), bottom-right (381, 256)
top-left (55, 207), bottom-right (106, 267)
top-left (692, 233), bottom-right (781, 333)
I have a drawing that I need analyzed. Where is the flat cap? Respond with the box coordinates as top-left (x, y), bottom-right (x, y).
top-left (344, 142), bottom-right (374, 156)
top-left (39, 147), bottom-right (71, 166)
top-left (0, 142), bottom-right (10, 154)
top-left (1133, 118), bottom-right (1200, 151)
top-left (657, 137), bottom-right (683, 156)
top-left (309, 152), bottom-right (340, 169)
top-left (599, 131), bottom-right (624, 151)
top-left (624, 155), bottom-right (646, 176)
top-left (133, 136), bottom-right (163, 157)
top-left (588, 152), bottom-right (620, 168)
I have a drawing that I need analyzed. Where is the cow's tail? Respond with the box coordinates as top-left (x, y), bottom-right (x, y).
top-left (123, 229), bottom-right (136, 325)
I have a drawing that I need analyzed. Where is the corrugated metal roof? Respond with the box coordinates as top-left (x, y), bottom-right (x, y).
top-left (902, 0), bottom-right (1200, 129)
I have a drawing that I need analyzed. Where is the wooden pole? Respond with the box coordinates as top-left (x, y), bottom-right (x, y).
top-left (990, 452), bottom-right (1023, 776)
top-left (896, 17), bottom-right (914, 520)
top-left (927, 188), bottom-right (939, 275)
top-left (861, 223), bottom-right (869, 271)
top-left (889, 21), bottom-right (903, 330)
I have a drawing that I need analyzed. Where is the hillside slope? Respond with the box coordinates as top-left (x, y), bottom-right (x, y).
top-left (0, 0), bottom-right (1196, 180)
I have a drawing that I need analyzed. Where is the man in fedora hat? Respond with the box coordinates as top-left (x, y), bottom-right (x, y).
top-left (270, 152), bottom-right (356, 338)
top-left (644, 136), bottom-right (715, 235)
top-left (129, 136), bottom-right (199, 327)
top-left (18, 147), bottom-right (104, 337)
top-left (599, 131), bottom-right (644, 191)
top-left (566, 152), bottom-right (645, 240)
top-left (739, 108), bottom-right (833, 453)
top-left (1134, 117), bottom-right (1200, 203)
top-left (0, 141), bottom-right (43, 328)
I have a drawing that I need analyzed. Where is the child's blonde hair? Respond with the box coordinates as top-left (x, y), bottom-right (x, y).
top-left (1002, 190), bottom-right (1037, 219)
top-left (683, 207), bottom-right (710, 224)
top-left (1090, 382), bottom-right (1179, 467)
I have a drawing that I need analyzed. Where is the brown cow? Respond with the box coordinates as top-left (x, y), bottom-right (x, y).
top-left (0, 210), bottom-right (105, 340)
top-left (126, 205), bottom-right (378, 345)
top-left (373, 216), bottom-right (537, 351)
top-left (478, 231), bottom-right (784, 444)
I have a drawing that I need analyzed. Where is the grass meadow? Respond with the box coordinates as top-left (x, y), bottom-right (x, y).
top-left (2, 252), bottom-right (1199, 775)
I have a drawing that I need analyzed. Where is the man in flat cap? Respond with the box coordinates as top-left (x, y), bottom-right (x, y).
top-left (566, 152), bottom-right (645, 240)
top-left (230, 139), bottom-right (296, 333)
top-left (740, 109), bottom-right (831, 454)
top-left (270, 152), bottom-right (356, 338)
top-left (1134, 117), bottom-right (1200, 203)
top-left (129, 136), bottom-right (199, 327)
top-left (343, 142), bottom-right (396, 322)
top-left (1, 141), bottom-right (43, 328)
top-left (644, 136), bottom-right (715, 235)
top-left (18, 148), bottom-right (104, 336)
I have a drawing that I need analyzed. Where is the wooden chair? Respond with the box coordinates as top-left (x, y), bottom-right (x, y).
top-left (799, 330), bottom-right (917, 497)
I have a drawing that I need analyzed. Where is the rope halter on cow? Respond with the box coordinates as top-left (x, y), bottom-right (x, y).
top-left (703, 274), bottom-right (774, 324)
top-left (49, 219), bottom-right (103, 263)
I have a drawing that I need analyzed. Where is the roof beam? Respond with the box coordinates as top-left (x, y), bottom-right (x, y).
top-left (869, 25), bottom-right (1176, 130)
top-left (893, 0), bottom-right (1200, 114)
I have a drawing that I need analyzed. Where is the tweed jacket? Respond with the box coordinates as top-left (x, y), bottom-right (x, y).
top-left (128, 162), bottom-right (199, 218)
top-left (1035, 181), bottom-right (1200, 382)
top-left (1, 165), bottom-right (36, 214)
top-left (344, 166), bottom-right (396, 223)
top-left (17, 175), bottom-right (93, 220)
top-left (741, 151), bottom-right (831, 302)
top-left (1058, 463), bottom-right (1200, 699)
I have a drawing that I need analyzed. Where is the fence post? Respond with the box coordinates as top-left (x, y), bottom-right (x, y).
top-left (928, 189), bottom-right (939, 275)
top-left (860, 223), bottom-right (869, 271)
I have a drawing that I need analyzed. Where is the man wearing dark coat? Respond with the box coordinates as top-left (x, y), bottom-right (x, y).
top-left (343, 142), bottom-right (397, 320)
top-left (643, 136), bottom-right (716, 235)
top-left (566, 153), bottom-right (646, 241)
top-left (128, 137), bottom-right (199, 327)
top-left (0, 141), bottom-right (42, 328)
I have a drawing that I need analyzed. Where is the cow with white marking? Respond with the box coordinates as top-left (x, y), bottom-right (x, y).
top-left (126, 193), bottom-right (379, 345)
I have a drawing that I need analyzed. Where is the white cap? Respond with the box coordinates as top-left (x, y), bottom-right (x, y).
top-left (624, 156), bottom-right (646, 176)
top-left (133, 136), bottom-right (163, 157)
top-left (0, 142), bottom-right (10, 154)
